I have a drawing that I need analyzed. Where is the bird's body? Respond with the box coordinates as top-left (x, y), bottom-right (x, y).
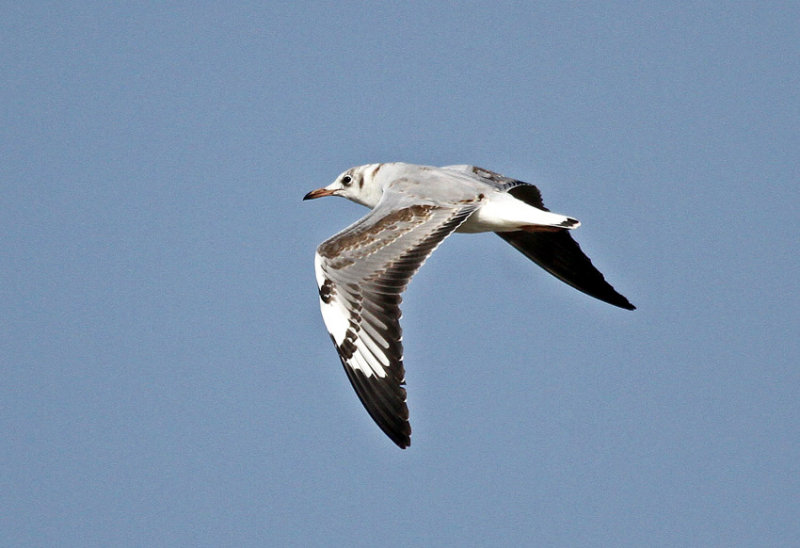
top-left (304, 162), bottom-right (634, 448)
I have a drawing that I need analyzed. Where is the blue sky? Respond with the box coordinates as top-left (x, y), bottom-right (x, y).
top-left (3, 2), bottom-right (799, 546)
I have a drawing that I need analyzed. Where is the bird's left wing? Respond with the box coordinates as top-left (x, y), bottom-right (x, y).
top-left (314, 184), bottom-right (482, 448)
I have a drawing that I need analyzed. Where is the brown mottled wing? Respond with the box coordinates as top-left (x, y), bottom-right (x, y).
top-left (314, 191), bottom-right (481, 448)
top-left (498, 184), bottom-right (635, 310)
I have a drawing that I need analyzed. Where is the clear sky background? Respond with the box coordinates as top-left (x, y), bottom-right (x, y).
top-left (3, 3), bottom-right (799, 546)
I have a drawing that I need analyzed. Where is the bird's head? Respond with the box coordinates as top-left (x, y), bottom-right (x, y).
top-left (303, 164), bottom-right (386, 208)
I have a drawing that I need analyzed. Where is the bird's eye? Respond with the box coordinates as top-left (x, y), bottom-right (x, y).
top-left (341, 175), bottom-right (352, 186)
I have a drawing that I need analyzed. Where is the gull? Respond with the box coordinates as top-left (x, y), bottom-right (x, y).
top-left (304, 162), bottom-right (634, 448)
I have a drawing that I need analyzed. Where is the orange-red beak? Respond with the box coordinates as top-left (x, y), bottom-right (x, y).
top-left (303, 188), bottom-right (336, 200)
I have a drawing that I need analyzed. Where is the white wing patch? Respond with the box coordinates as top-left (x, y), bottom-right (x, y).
top-left (315, 252), bottom-right (390, 378)
top-left (314, 253), bottom-right (349, 347)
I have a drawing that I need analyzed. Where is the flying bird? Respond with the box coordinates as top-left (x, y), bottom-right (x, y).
top-left (304, 163), bottom-right (634, 448)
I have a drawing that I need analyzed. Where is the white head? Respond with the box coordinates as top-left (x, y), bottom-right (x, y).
top-left (303, 163), bottom-right (388, 208)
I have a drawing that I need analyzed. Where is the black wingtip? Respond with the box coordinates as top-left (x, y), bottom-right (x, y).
top-left (496, 230), bottom-right (636, 311)
top-left (618, 299), bottom-right (637, 311)
top-left (600, 286), bottom-right (636, 311)
top-left (339, 356), bottom-right (412, 450)
top-left (599, 294), bottom-right (636, 311)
